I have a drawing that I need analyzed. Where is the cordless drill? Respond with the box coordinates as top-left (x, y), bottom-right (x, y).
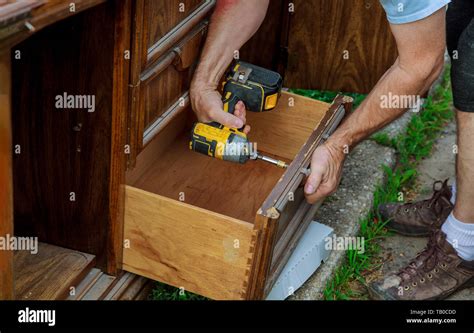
top-left (189, 60), bottom-right (287, 168)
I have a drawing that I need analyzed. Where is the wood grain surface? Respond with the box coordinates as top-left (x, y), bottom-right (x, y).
top-left (11, 2), bottom-right (116, 269)
top-left (283, 0), bottom-right (397, 93)
top-left (107, 0), bottom-right (132, 274)
top-left (246, 91), bottom-right (329, 160)
top-left (0, 51), bottom-right (13, 300)
top-left (123, 186), bottom-right (255, 300)
top-left (0, 0), bottom-right (106, 52)
top-left (14, 242), bottom-right (95, 300)
top-left (129, 133), bottom-right (285, 223)
top-left (144, 0), bottom-right (203, 51)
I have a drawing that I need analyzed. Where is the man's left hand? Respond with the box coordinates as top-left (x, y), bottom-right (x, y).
top-left (304, 142), bottom-right (346, 204)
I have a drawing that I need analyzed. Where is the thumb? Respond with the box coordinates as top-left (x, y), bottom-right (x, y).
top-left (304, 169), bottom-right (323, 195)
top-left (211, 108), bottom-right (244, 129)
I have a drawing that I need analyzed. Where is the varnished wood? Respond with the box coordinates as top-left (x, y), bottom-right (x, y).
top-left (246, 91), bottom-right (329, 160)
top-left (0, 0), bottom-right (106, 52)
top-left (129, 0), bottom-right (214, 161)
top-left (14, 243), bottom-right (96, 300)
top-left (246, 211), bottom-right (279, 299)
top-left (107, 0), bottom-right (132, 275)
top-left (0, 50), bottom-right (13, 300)
top-left (142, 91), bottom-right (189, 147)
top-left (11, 2), bottom-right (117, 269)
top-left (138, 21), bottom-right (208, 141)
top-left (123, 186), bottom-right (255, 300)
top-left (283, 0), bottom-right (397, 93)
top-left (239, 0), bottom-right (287, 70)
top-left (127, 0), bottom-right (145, 167)
top-left (144, 0), bottom-right (210, 66)
top-left (266, 200), bottom-right (323, 293)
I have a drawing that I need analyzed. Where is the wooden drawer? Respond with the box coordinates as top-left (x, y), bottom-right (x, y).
top-left (135, 0), bottom-right (215, 71)
top-left (130, 20), bottom-right (208, 161)
top-left (122, 91), bottom-right (352, 300)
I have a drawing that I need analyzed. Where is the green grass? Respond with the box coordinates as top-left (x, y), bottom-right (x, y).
top-left (290, 89), bottom-right (366, 108)
top-left (322, 68), bottom-right (454, 300)
top-left (150, 283), bottom-right (207, 301)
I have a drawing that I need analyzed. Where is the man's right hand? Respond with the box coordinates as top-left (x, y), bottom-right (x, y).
top-left (190, 83), bottom-right (251, 134)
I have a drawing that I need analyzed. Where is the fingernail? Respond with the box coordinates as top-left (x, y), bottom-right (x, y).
top-left (305, 184), bottom-right (315, 194)
top-left (235, 120), bottom-right (244, 128)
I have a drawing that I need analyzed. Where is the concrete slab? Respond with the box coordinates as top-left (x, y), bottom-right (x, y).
top-left (292, 140), bottom-right (396, 300)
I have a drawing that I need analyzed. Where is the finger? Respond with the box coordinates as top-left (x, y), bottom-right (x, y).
top-left (305, 186), bottom-right (330, 205)
top-left (211, 108), bottom-right (244, 129)
top-left (234, 101), bottom-right (246, 123)
top-left (243, 124), bottom-right (251, 135)
top-left (304, 169), bottom-right (322, 196)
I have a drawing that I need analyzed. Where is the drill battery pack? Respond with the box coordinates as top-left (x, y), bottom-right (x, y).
top-left (222, 61), bottom-right (283, 114)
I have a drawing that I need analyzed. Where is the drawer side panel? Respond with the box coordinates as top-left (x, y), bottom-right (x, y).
top-left (123, 186), bottom-right (255, 300)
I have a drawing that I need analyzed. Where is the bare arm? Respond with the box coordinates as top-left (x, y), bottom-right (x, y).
top-left (305, 8), bottom-right (447, 203)
top-left (190, 0), bottom-right (269, 129)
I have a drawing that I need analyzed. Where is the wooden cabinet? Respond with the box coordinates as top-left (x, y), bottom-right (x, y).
top-left (128, 0), bottom-right (215, 165)
top-left (122, 92), bottom-right (351, 299)
top-left (1, 0), bottom-right (395, 300)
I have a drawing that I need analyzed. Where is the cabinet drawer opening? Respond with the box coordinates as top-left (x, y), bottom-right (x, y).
top-left (126, 91), bottom-right (330, 224)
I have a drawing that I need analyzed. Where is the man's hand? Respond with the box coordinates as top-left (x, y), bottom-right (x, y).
top-left (189, 0), bottom-right (268, 131)
top-left (304, 142), bottom-right (346, 204)
top-left (190, 83), bottom-right (250, 133)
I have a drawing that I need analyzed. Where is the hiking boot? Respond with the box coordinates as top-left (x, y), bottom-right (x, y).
top-left (378, 179), bottom-right (453, 236)
top-left (368, 231), bottom-right (474, 300)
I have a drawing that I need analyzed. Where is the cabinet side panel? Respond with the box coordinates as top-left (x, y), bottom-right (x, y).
top-left (0, 52), bottom-right (14, 300)
top-left (11, 3), bottom-right (116, 268)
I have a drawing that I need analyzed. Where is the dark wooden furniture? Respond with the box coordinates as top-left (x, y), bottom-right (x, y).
top-left (0, 0), bottom-right (396, 300)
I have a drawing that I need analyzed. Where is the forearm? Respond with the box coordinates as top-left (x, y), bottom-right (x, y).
top-left (327, 59), bottom-right (437, 151)
top-left (192, 0), bottom-right (269, 89)
top-left (327, 8), bottom-right (446, 153)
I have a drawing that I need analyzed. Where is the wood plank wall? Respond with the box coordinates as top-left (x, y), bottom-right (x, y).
top-left (241, 0), bottom-right (398, 94)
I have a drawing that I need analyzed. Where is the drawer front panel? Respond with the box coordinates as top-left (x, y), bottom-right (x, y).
top-left (142, 64), bottom-right (192, 130)
top-left (123, 186), bottom-right (256, 300)
top-left (145, 0), bottom-right (205, 51)
top-left (263, 95), bottom-right (350, 294)
top-left (144, 0), bottom-right (215, 68)
top-left (130, 21), bottom-right (208, 159)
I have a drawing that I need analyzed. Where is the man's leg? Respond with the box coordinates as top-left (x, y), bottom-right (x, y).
top-left (368, 1), bottom-right (474, 300)
top-left (441, 4), bottom-right (474, 256)
top-left (377, 0), bottom-right (474, 236)
top-left (452, 112), bottom-right (474, 227)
